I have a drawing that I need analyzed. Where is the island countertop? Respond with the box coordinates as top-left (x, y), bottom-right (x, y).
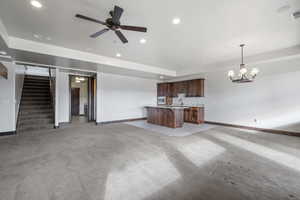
top-left (145, 105), bottom-right (204, 109)
top-left (144, 105), bottom-right (189, 110)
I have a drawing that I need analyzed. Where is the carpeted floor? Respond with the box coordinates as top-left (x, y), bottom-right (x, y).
top-left (125, 120), bottom-right (216, 136)
top-left (0, 122), bottom-right (300, 200)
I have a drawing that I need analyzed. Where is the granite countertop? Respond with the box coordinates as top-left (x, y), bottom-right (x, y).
top-left (171, 105), bottom-right (205, 108)
top-left (145, 106), bottom-right (189, 110)
top-left (145, 105), bottom-right (204, 109)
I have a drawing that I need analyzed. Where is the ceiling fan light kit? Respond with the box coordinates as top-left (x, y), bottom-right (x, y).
top-left (75, 5), bottom-right (147, 44)
top-left (228, 44), bottom-right (259, 83)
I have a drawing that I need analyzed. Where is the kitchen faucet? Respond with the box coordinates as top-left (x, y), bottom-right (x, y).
top-left (178, 97), bottom-right (184, 106)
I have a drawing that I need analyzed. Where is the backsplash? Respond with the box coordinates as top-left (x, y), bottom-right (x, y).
top-left (172, 93), bottom-right (205, 107)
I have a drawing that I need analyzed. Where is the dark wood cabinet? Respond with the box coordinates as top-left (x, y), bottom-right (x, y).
top-left (157, 79), bottom-right (204, 98)
top-left (171, 82), bottom-right (179, 97)
top-left (186, 79), bottom-right (204, 97)
top-left (146, 107), bottom-right (184, 128)
top-left (157, 83), bottom-right (171, 97)
top-left (172, 81), bottom-right (188, 97)
top-left (184, 107), bottom-right (204, 124)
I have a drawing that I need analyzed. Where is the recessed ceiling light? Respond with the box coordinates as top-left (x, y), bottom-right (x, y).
top-left (30, 0), bottom-right (42, 8)
top-left (46, 37), bottom-right (51, 41)
top-left (159, 76), bottom-right (164, 79)
top-left (0, 51), bottom-right (7, 55)
top-left (172, 17), bottom-right (181, 25)
top-left (116, 53), bottom-right (121, 57)
top-left (33, 34), bottom-right (41, 39)
top-left (140, 38), bottom-right (147, 44)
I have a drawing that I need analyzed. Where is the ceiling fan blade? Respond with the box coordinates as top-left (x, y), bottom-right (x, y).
top-left (120, 25), bottom-right (147, 32)
top-left (115, 30), bottom-right (128, 43)
top-left (90, 28), bottom-right (109, 38)
top-left (75, 14), bottom-right (106, 26)
top-left (112, 6), bottom-right (124, 24)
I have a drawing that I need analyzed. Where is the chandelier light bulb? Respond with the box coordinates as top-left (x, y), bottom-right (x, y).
top-left (228, 70), bottom-right (235, 77)
top-left (240, 68), bottom-right (247, 75)
top-left (251, 68), bottom-right (259, 76)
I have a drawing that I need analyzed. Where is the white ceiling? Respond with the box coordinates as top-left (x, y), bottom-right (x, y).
top-left (0, 0), bottom-right (300, 72)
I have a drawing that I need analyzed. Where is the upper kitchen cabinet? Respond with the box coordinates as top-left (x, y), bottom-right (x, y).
top-left (157, 79), bottom-right (204, 97)
top-left (157, 83), bottom-right (172, 97)
top-left (172, 81), bottom-right (188, 97)
top-left (186, 79), bottom-right (205, 97)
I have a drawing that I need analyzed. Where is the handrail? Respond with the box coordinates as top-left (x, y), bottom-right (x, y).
top-left (48, 68), bottom-right (56, 126)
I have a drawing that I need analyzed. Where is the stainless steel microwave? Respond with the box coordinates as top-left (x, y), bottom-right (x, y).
top-left (157, 96), bottom-right (166, 105)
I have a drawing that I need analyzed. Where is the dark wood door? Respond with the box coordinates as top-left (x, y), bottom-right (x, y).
top-left (71, 88), bottom-right (80, 116)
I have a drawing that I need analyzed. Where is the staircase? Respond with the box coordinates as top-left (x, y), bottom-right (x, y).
top-left (18, 75), bottom-right (54, 133)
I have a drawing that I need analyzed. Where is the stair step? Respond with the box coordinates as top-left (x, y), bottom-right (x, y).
top-left (24, 79), bottom-right (49, 84)
top-left (23, 85), bottom-right (50, 89)
top-left (22, 96), bottom-right (51, 100)
top-left (23, 84), bottom-right (49, 88)
top-left (18, 124), bottom-right (54, 133)
top-left (19, 118), bottom-right (54, 126)
top-left (24, 77), bottom-right (49, 81)
top-left (22, 89), bottom-right (50, 93)
top-left (19, 118), bottom-right (53, 126)
top-left (23, 86), bottom-right (50, 89)
top-left (21, 99), bottom-right (51, 104)
top-left (20, 109), bottom-right (53, 115)
top-left (20, 105), bottom-right (52, 110)
top-left (23, 83), bottom-right (49, 87)
top-left (22, 93), bottom-right (50, 97)
top-left (21, 101), bottom-right (51, 105)
top-left (19, 113), bottom-right (53, 120)
top-left (25, 75), bottom-right (49, 80)
top-left (24, 81), bottom-right (49, 85)
top-left (24, 79), bottom-right (49, 82)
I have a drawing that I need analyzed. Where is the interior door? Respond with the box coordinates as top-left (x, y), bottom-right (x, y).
top-left (71, 88), bottom-right (80, 116)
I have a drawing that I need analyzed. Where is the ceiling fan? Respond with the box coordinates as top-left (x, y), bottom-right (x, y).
top-left (75, 6), bottom-right (147, 44)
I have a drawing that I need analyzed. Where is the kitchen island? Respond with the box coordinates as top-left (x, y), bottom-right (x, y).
top-left (145, 106), bottom-right (187, 128)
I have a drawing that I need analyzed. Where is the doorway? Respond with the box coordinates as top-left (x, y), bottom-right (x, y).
top-left (71, 88), bottom-right (80, 116)
top-left (70, 75), bottom-right (96, 123)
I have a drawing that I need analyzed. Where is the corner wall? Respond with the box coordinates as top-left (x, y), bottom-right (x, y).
top-left (97, 72), bottom-right (157, 123)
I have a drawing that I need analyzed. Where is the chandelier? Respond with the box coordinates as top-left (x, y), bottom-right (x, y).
top-left (228, 44), bottom-right (259, 83)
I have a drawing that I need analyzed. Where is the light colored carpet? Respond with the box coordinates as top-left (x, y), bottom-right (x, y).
top-left (125, 120), bottom-right (216, 136)
top-left (0, 123), bottom-right (300, 200)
